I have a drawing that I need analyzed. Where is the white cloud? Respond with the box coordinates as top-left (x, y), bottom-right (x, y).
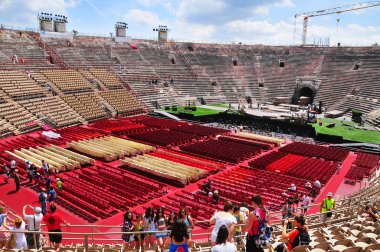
top-left (275, 0), bottom-right (295, 7)
top-left (252, 6), bottom-right (269, 16)
top-left (123, 9), bottom-right (164, 26)
top-left (0, 0), bottom-right (78, 27)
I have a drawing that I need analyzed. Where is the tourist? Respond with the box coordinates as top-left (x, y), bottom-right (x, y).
top-left (246, 195), bottom-right (271, 252)
top-left (2, 162), bottom-right (10, 183)
top-left (9, 160), bottom-right (16, 177)
top-left (233, 205), bottom-right (244, 245)
top-left (293, 192), bottom-right (300, 208)
top-left (365, 205), bottom-right (380, 222)
top-left (210, 201), bottom-right (236, 244)
top-left (202, 179), bottom-right (211, 195)
top-left (0, 206), bottom-right (10, 248)
top-left (305, 181), bottom-right (312, 190)
top-left (178, 208), bottom-right (194, 229)
top-left (212, 190), bottom-right (220, 205)
top-left (143, 207), bottom-right (156, 249)
top-left (133, 214), bottom-right (144, 251)
top-left (3, 211), bottom-right (27, 250)
top-left (42, 204), bottom-right (70, 250)
top-left (282, 200), bottom-right (296, 229)
top-left (275, 216), bottom-right (310, 252)
top-left (41, 160), bottom-right (49, 175)
top-left (56, 178), bottom-right (63, 190)
top-left (314, 180), bottom-right (321, 190)
top-left (38, 189), bottom-right (47, 215)
top-left (23, 205), bottom-right (43, 249)
top-left (121, 210), bottom-right (134, 250)
top-left (45, 176), bottom-right (51, 191)
top-left (14, 169), bottom-right (21, 192)
top-left (301, 195), bottom-right (310, 215)
top-left (155, 207), bottom-right (168, 251)
top-left (320, 192), bottom-right (335, 227)
top-left (47, 187), bottom-right (57, 203)
top-left (26, 161), bottom-right (34, 184)
top-left (211, 225), bottom-right (237, 252)
top-left (288, 183), bottom-right (297, 192)
top-left (165, 220), bottom-right (192, 252)
top-left (167, 211), bottom-right (177, 231)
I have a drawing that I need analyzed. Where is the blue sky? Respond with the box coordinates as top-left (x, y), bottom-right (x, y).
top-left (0, 0), bottom-right (379, 45)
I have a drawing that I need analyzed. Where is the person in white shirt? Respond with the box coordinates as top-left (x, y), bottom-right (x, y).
top-left (288, 183), bottom-right (297, 192)
top-left (210, 201), bottom-right (237, 244)
top-left (314, 180), bottom-right (321, 189)
top-left (305, 181), bottom-right (312, 190)
top-left (3, 212), bottom-right (27, 250)
top-left (301, 195), bottom-right (310, 215)
top-left (23, 205), bottom-right (43, 249)
top-left (211, 225), bottom-right (237, 252)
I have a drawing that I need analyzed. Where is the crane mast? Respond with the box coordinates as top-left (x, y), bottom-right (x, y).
top-left (294, 1), bottom-right (380, 45)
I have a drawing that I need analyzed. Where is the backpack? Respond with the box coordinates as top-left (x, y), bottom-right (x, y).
top-left (291, 227), bottom-right (310, 249)
top-left (38, 193), bottom-right (46, 203)
top-left (251, 208), bottom-right (273, 248)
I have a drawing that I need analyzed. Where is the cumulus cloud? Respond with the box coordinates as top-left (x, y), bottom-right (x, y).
top-left (0, 0), bottom-right (78, 27)
top-left (123, 9), bottom-right (164, 26)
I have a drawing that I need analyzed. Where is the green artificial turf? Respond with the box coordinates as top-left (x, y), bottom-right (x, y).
top-left (208, 104), bottom-right (230, 108)
top-left (310, 118), bottom-right (380, 144)
top-left (163, 106), bottom-right (224, 117)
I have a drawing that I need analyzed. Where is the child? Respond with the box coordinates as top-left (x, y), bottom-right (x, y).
top-left (56, 178), bottom-right (63, 190)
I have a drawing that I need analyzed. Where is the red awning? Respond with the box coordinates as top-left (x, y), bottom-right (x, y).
top-left (130, 44), bottom-right (138, 49)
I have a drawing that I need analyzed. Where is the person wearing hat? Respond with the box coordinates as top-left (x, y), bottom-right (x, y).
top-left (56, 178), bottom-right (63, 190)
top-left (23, 204), bottom-right (43, 249)
top-left (212, 190), bottom-right (220, 205)
top-left (320, 192), bottom-right (335, 227)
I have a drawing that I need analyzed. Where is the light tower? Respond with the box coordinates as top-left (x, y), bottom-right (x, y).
top-left (115, 22), bottom-right (128, 37)
top-left (38, 12), bottom-right (54, 32)
top-left (153, 25), bottom-right (169, 42)
top-left (53, 14), bottom-right (68, 33)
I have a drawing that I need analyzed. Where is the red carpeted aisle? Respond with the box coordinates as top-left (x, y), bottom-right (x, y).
top-left (308, 152), bottom-right (357, 214)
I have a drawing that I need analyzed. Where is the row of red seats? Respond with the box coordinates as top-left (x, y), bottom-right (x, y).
top-left (161, 149), bottom-right (226, 169)
top-left (129, 129), bottom-right (200, 146)
top-left (180, 139), bottom-right (263, 163)
top-left (248, 151), bottom-right (288, 170)
top-left (345, 166), bottom-right (371, 181)
top-left (148, 152), bottom-right (220, 173)
top-left (266, 154), bottom-right (306, 173)
top-left (285, 157), bottom-right (338, 184)
top-left (0, 135), bottom-right (48, 152)
top-left (353, 152), bottom-right (380, 168)
top-left (54, 126), bottom-right (107, 142)
top-left (219, 135), bottom-right (273, 150)
top-left (279, 142), bottom-right (349, 161)
top-left (226, 134), bottom-right (276, 149)
top-left (172, 124), bottom-right (229, 137)
top-left (130, 116), bottom-right (187, 129)
top-left (89, 119), bottom-right (146, 133)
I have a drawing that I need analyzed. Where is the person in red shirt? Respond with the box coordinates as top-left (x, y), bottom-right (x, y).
top-left (42, 204), bottom-right (69, 250)
top-left (275, 215), bottom-right (309, 251)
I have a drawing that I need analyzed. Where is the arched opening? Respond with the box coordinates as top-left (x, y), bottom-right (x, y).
top-left (187, 46), bottom-right (194, 51)
top-left (233, 59), bottom-right (238, 66)
top-left (292, 86), bottom-right (315, 105)
top-left (171, 58), bottom-right (176, 64)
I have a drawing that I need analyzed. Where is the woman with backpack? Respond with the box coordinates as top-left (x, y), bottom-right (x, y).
top-left (121, 210), bottom-right (134, 250)
top-left (274, 215), bottom-right (309, 252)
top-left (143, 207), bottom-right (156, 250)
top-left (178, 208), bottom-right (194, 229)
top-left (246, 195), bottom-right (271, 252)
top-left (165, 220), bottom-right (192, 252)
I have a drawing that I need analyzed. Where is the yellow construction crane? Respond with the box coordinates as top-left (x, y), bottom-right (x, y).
top-left (294, 1), bottom-right (380, 45)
